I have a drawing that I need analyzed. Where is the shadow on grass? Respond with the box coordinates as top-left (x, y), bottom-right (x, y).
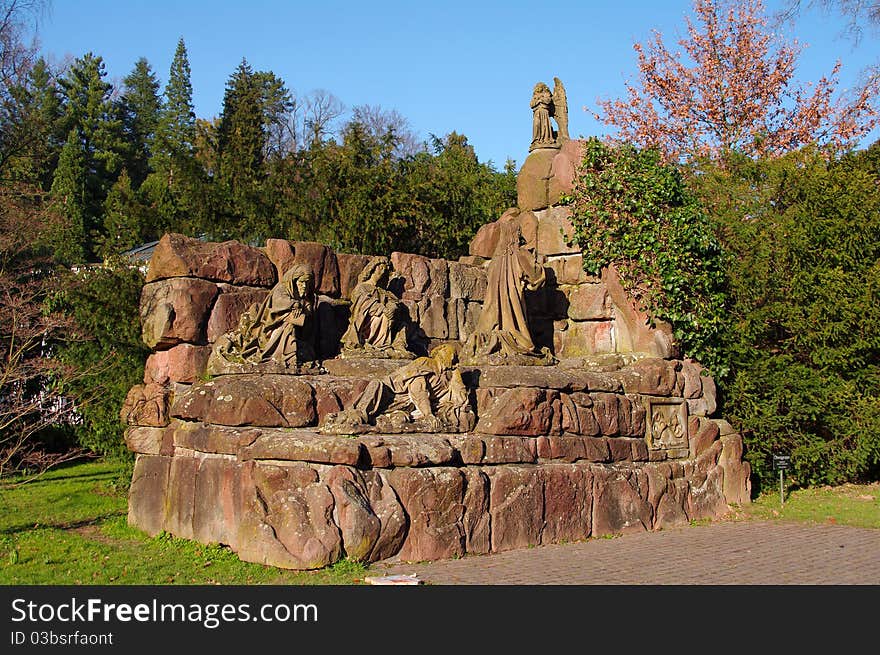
top-left (0, 510), bottom-right (127, 536)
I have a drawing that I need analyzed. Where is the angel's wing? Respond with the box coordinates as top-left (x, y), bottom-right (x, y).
top-left (552, 77), bottom-right (570, 141)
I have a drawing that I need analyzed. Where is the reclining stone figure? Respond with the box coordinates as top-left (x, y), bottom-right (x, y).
top-left (321, 344), bottom-right (475, 434)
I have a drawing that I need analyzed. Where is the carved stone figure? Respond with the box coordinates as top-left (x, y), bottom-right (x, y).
top-left (530, 82), bottom-right (556, 151)
top-left (211, 263), bottom-right (316, 370)
top-left (530, 78), bottom-right (570, 151)
top-left (460, 221), bottom-right (555, 365)
top-left (552, 77), bottom-right (569, 143)
top-left (321, 344), bottom-right (475, 434)
top-left (340, 256), bottom-right (413, 359)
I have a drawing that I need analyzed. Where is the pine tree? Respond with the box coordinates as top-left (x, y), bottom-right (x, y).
top-left (153, 38), bottom-right (195, 170)
top-left (98, 168), bottom-right (149, 259)
top-left (120, 58), bottom-right (161, 188)
top-left (144, 38), bottom-right (198, 234)
top-left (57, 52), bottom-right (126, 258)
top-left (1, 57), bottom-right (64, 187)
top-left (48, 128), bottom-right (88, 264)
top-left (214, 60), bottom-right (292, 241)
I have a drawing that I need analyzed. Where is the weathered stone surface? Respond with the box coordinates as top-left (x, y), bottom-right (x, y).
top-left (193, 455), bottom-right (240, 548)
top-left (619, 395), bottom-right (647, 437)
top-left (690, 439), bottom-right (723, 490)
top-left (457, 300), bottom-right (483, 342)
top-left (687, 465), bottom-right (728, 522)
top-left (144, 344), bottom-right (211, 384)
top-left (164, 455), bottom-right (199, 539)
top-left (470, 212), bottom-right (506, 259)
top-left (292, 241), bottom-right (339, 297)
top-left (206, 287), bottom-right (269, 343)
top-left (517, 149), bottom-right (555, 211)
top-left (472, 365), bottom-right (622, 393)
top-left (559, 393), bottom-right (600, 436)
top-left (608, 437), bottom-right (640, 461)
top-left (592, 468), bottom-right (653, 536)
top-left (611, 358), bottom-right (680, 396)
top-left (321, 357), bottom-right (408, 379)
top-left (336, 253), bottom-right (372, 299)
top-left (391, 252), bottom-right (449, 301)
top-left (448, 261), bottom-right (488, 301)
top-left (416, 294), bottom-right (449, 339)
top-left (239, 429), bottom-right (362, 466)
top-left (648, 466), bottom-right (690, 530)
top-left (718, 434), bottom-right (752, 505)
top-left (461, 467), bottom-right (491, 554)
top-left (535, 206), bottom-right (578, 255)
top-left (476, 387), bottom-right (559, 436)
top-left (236, 462), bottom-right (342, 569)
top-left (358, 435), bottom-right (455, 467)
top-left (688, 374), bottom-right (718, 417)
top-left (631, 438), bottom-right (649, 461)
top-left (690, 417), bottom-right (720, 458)
top-left (146, 233), bottom-right (276, 286)
top-left (170, 421), bottom-right (256, 455)
top-left (602, 264), bottom-right (677, 358)
top-left (678, 359), bottom-right (706, 399)
top-left (450, 435), bottom-right (537, 465)
top-left (554, 320), bottom-right (614, 358)
top-left (590, 392), bottom-right (621, 435)
top-left (327, 466), bottom-right (380, 562)
top-left (541, 464), bottom-right (592, 544)
top-left (140, 278), bottom-right (219, 348)
top-left (128, 454), bottom-right (171, 536)
top-left (488, 466), bottom-right (544, 552)
top-left (387, 467), bottom-right (465, 562)
top-left (171, 375), bottom-right (316, 428)
top-left (547, 140), bottom-right (585, 206)
top-left (124, 426), bottom-right (168, 455)
top-left (350, 471), bottom-right (404, 561)
top-left (545, 254), bottom-right (598, 286)
top-left (566, 283), bottom-right (612, 321)
top-left (121, 383), bottom-right (171, 427)
top-left (264, 239), bottom-right (297, 279)
top-left (546, 435), bottom-right (610, 462)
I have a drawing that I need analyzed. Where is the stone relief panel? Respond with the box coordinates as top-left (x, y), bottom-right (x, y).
top-left (644, 398), bottom-right (688, 454)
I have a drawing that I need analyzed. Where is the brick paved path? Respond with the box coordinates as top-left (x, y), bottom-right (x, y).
top-left (376, 520), bottom-right (880, 584)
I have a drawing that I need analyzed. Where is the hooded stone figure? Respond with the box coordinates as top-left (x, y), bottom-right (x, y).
top-left (461, 220), bottom-right (555, 365)
top-left (213, 262), bottom-right (316, 368)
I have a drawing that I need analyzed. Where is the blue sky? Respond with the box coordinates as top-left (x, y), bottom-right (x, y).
top-left (34, 0), bottom-right (879, 168)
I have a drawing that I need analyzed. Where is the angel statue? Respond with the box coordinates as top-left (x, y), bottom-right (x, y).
top-left (529, 77), bottom-right (570, 151)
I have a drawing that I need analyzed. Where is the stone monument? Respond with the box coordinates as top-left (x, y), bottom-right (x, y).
top-left (121, 80), bottom-right (752, 571)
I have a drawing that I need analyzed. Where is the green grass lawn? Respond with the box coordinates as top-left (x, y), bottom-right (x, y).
top-left (0, 460), bottom-right (368, 585)
top-left (1, 459), bottom-right (877, 585)
top-left (739, 480), bottom-right (880, 529)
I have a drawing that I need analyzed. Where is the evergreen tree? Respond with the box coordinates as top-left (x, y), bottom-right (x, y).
top-left (120, 58), bottom-right (161, 188)
top-left (214, 60), bottom-right (292, 241)
top-left (98, 168), bottom-right (149, 259)
top-left (144, 38), bottom-right (199, 235)
top-left (48, 128), bottom-right (88, 264)
top-left (152, 38), bottom-right (195, 170)
top-left (57, 52), bottom-right (126, 258)
top-left (1, 57), bottom-right (63, 187)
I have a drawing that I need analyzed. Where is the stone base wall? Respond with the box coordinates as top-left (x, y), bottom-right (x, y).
top-left (127, 419), bottom-right (750, 570)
